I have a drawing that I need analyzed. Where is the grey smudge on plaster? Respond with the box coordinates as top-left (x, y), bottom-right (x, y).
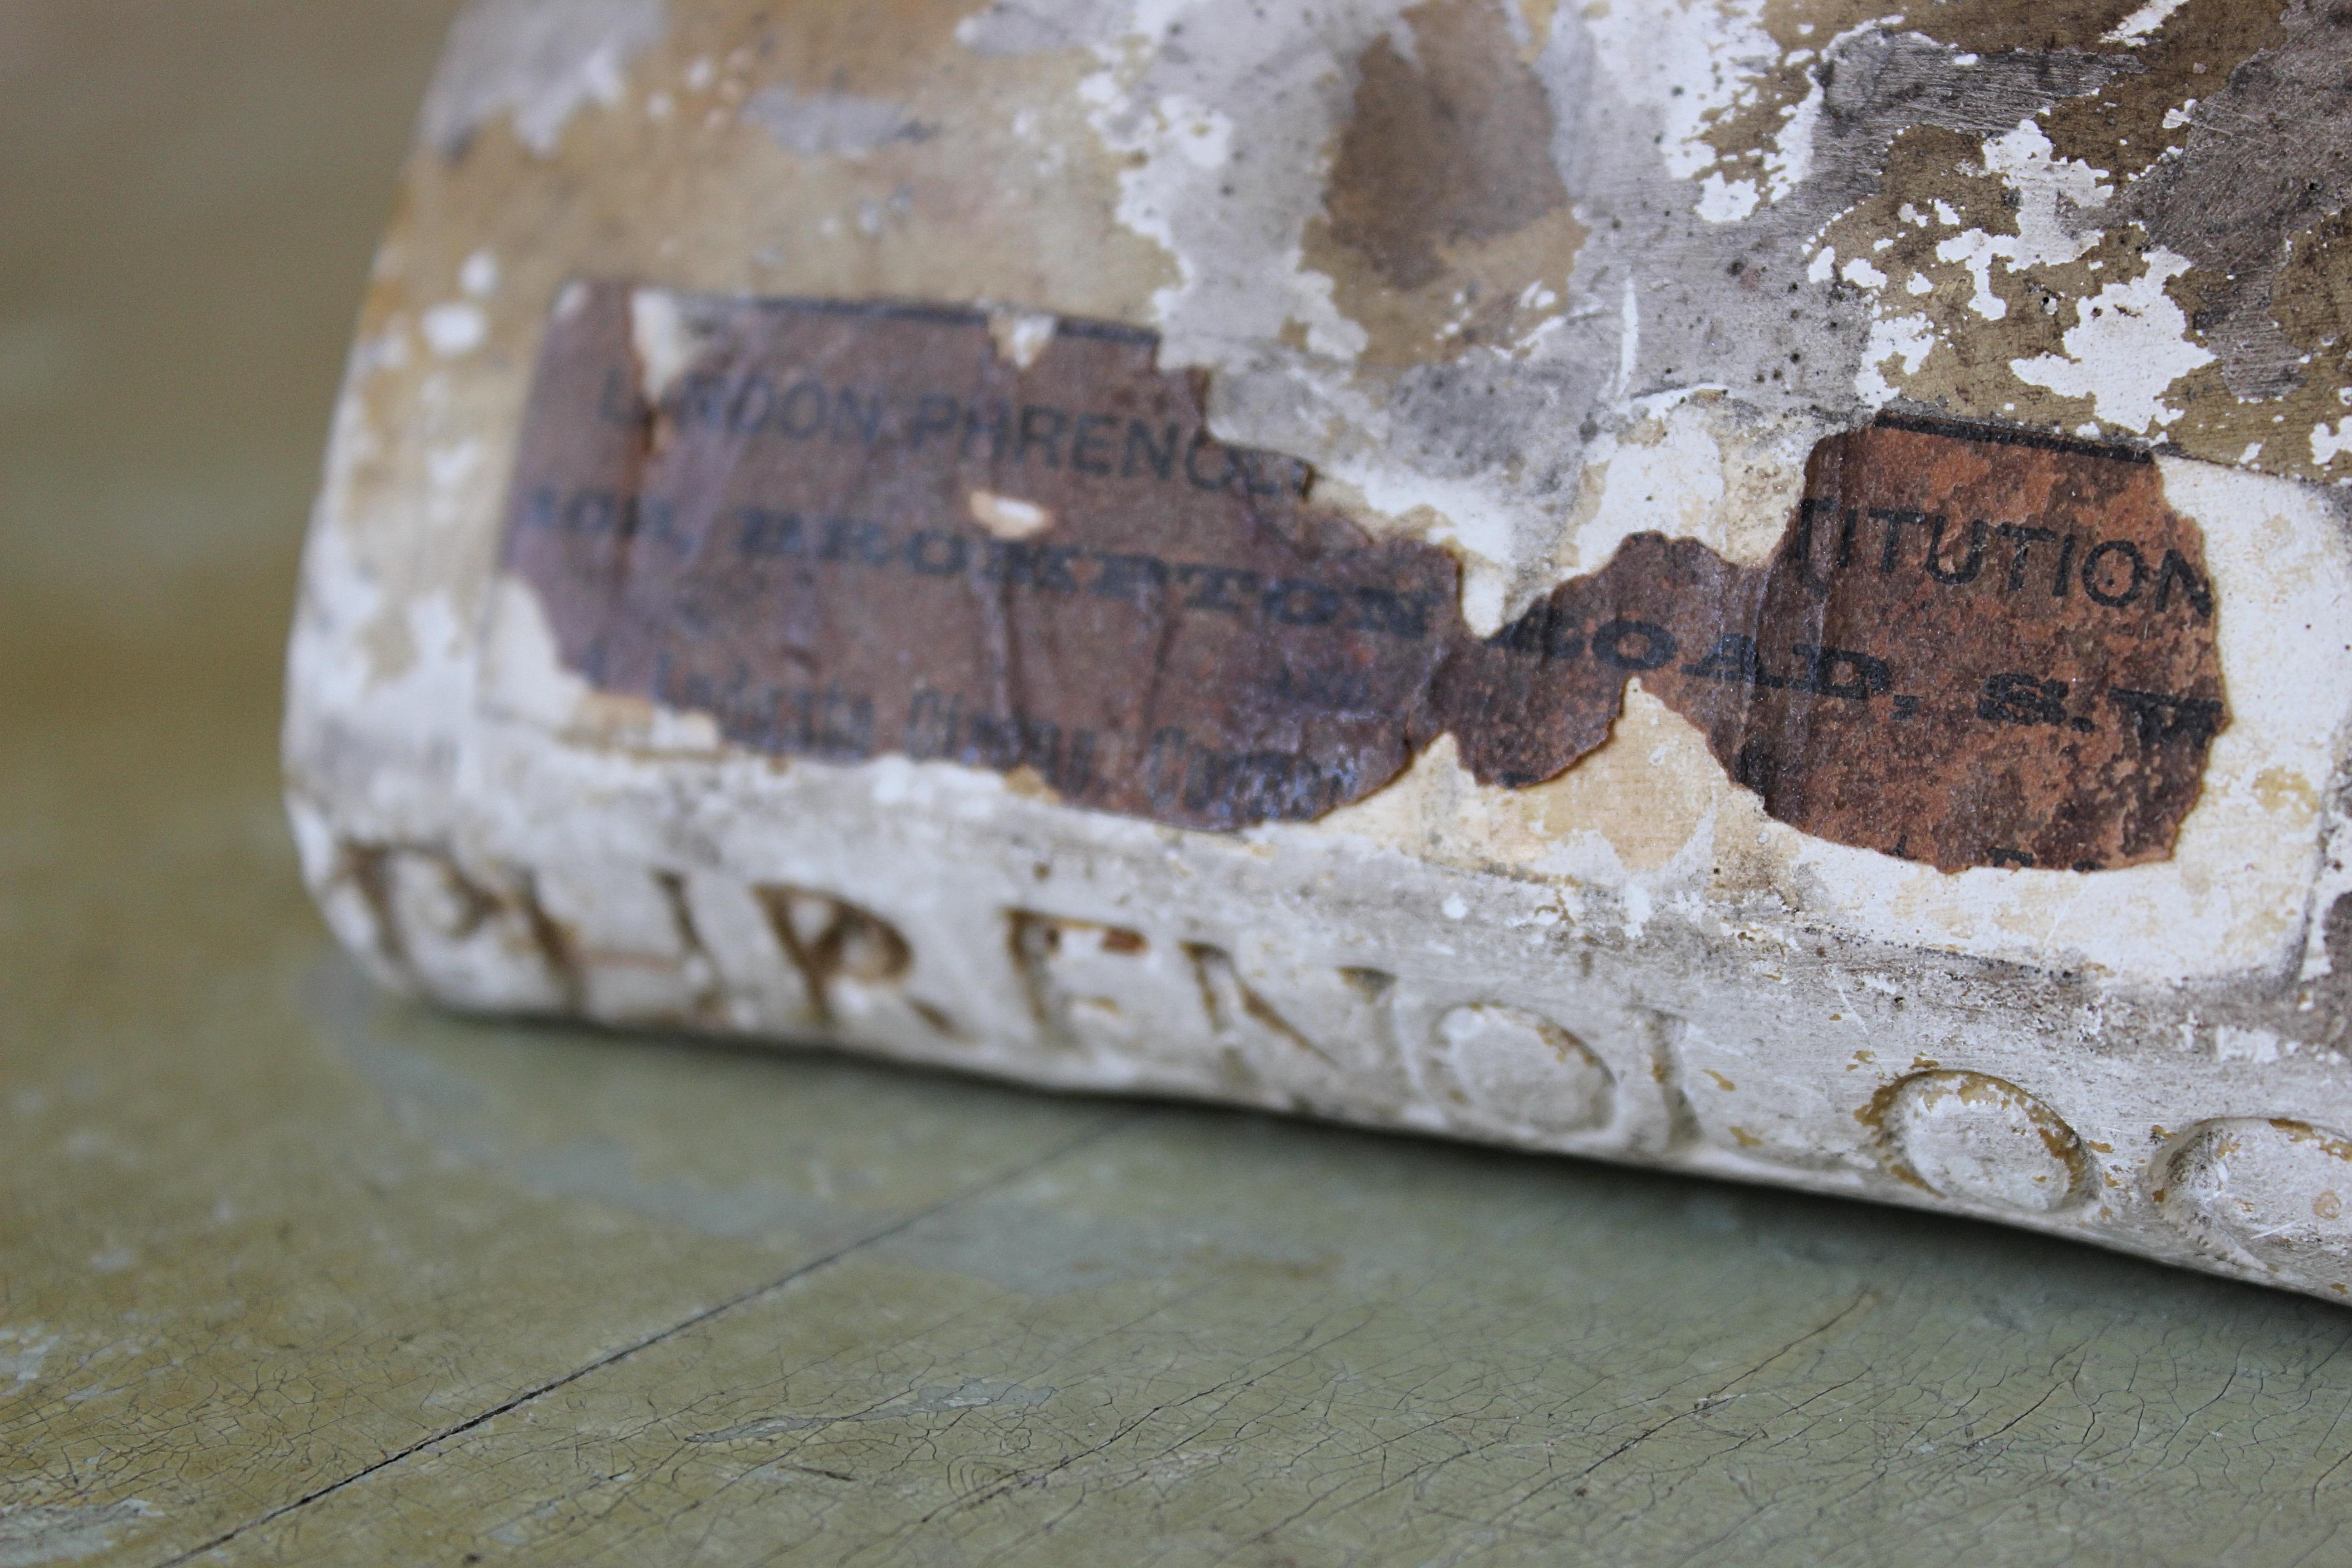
top-left (417, 0), bottom-right (666, 157)
top-left (1788, 31), bottom-right (2128, 208)
top-left (688, 1379), bottom-right (1056, 1442)
top-left (2126, 0), bottom-right (2352, 399)
top-left (1850, 29), bottom-right (2108, 206)
top-left (0, 1501), bottom-right (154, 1568)
top-left (742, 88), bottom-right (934, 158)
top-left (955, 0), bottom-right (1132, 56)
top-left (1555, 28), bottom-right (2127, 414)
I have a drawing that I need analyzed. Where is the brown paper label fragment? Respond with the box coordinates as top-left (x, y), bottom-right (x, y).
top-left (500, 283), bottom-right (2226, 873)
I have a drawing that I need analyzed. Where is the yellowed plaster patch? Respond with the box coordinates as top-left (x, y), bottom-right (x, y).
top-left (2254, 766), bottom-right (2322, 820)
top-left (1324, 683), bottom-right (1732, 878)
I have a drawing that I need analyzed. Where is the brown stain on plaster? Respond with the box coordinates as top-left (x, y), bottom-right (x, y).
top-left (1318, 1), bottom-right (1567, 291)
top-left (2253, 765), bottom-right (2320, 817)
top-left (720, 0), bottom-right (980, 99)
top-left (1696, 0), bottom-right (2278, 206)
top-left (2041, 0), bottom-right (2290, 180)
top-left (2165, 201), bottom-right (2352, 476)
top-left (2124, 0), bottom-right (2352, 400)
top-left (1694, 0), bottom-right (2352, 477)
top-left (1807, 127), bottom-right (2177, 454)
top-left (2271, 207), bottom-right (2352, 371)
top-left (1813, 123), bottom-right (2112, 413)
top-left (1305, 0), bottom-right (1585, 368)
top-left (998, 763), bottom-right (1064, 802)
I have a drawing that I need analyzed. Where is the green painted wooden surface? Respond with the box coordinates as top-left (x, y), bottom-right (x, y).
top-left (5, 6), bottom-right (2352, 1563)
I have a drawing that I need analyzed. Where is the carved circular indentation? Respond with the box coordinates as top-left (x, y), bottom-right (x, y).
top-left (2152, 1119), bottom-right (2352, 1295)
top-left (1881, 1071), bottom-right (2092, 1213)
top-left (384, 849), bottom-right (491, 940)
top-left (1427, 1004), bottom-right (1613, 1138)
